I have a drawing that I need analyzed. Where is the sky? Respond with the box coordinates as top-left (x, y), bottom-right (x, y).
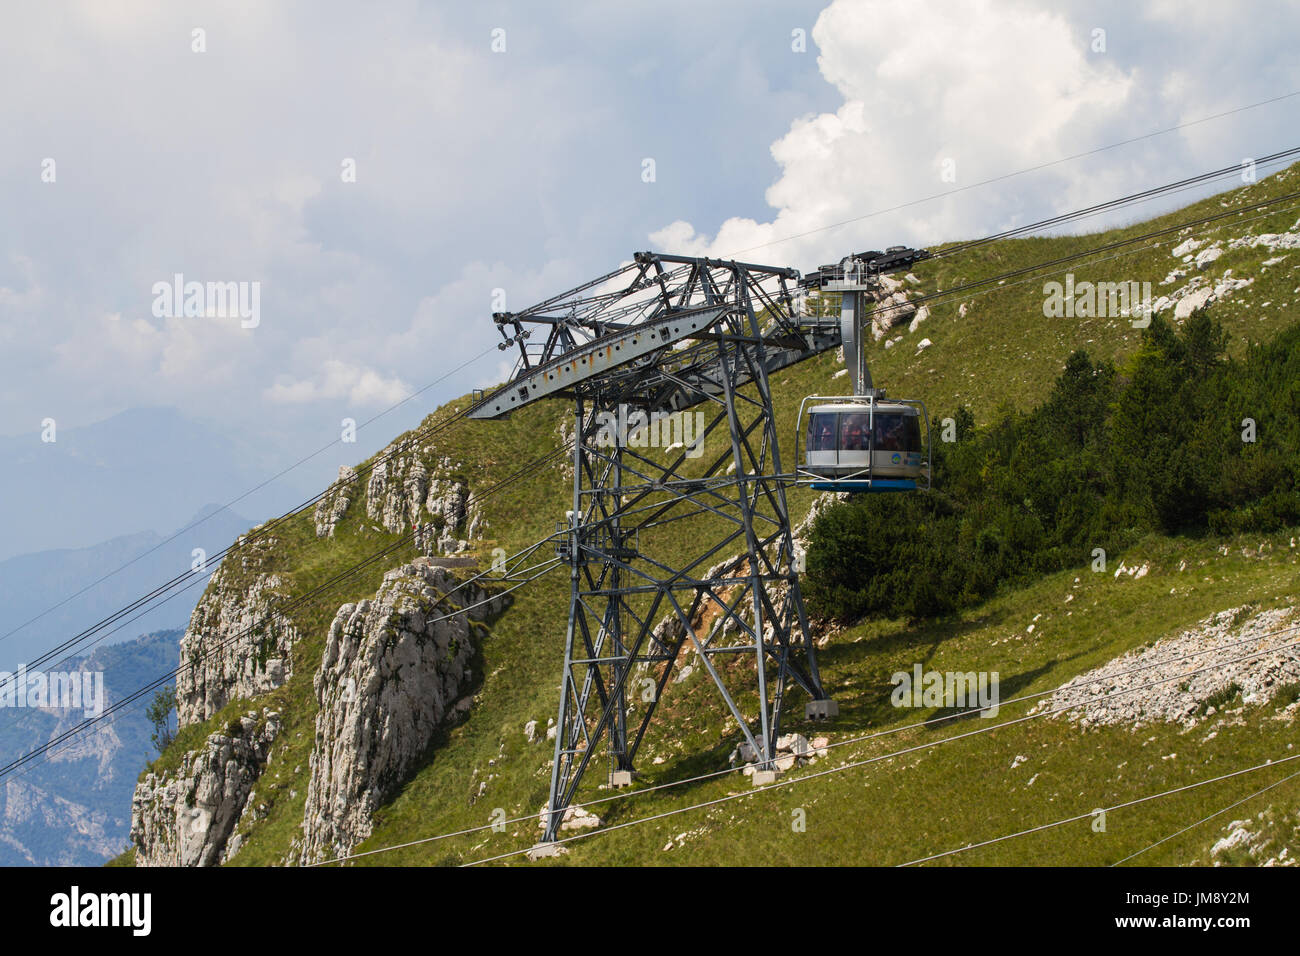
top-left (2, 0), bottom-right (1298, 548)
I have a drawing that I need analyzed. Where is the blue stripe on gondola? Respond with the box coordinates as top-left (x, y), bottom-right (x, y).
top-left (809, 478), bottom-right (917, 493)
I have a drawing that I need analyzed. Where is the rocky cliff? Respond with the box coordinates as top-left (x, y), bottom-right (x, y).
top-left (300, 560), bottom-right (506, 863)
top-left (176, 532), bottom-right (296, 726)
top-left (362, 445), bottom-right (484, 554)
top-left (131, 478), bottom-right (501, 866)
top-left (130, 708), bottom-right (282, 866)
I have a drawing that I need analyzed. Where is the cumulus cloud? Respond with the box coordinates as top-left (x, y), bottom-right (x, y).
top-left (649, 0), bottom-right (1300, 270)
top-left (1, 0), bottom-right (1296, 511)
top-left (2, 2), bottom-right (838, 454)
top-left (50, 311), bottom-right (262, 399)
top-left (266, 359), bottom-right (411, 407)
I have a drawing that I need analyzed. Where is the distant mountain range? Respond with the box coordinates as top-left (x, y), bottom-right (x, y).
top-left (0, 504), bottom-right (253, 673)
top-left (0, 406), bottom-right (348, 865)
top-left (0, 500), bottom-right (254, 865)
top-left (0, 629), bottom-right (180, 866)
top-left (0, 405), bottom-right (320, 562)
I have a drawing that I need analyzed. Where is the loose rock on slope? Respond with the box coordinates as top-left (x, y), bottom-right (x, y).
top-left (1038, 606), bottom-right (1299, 729)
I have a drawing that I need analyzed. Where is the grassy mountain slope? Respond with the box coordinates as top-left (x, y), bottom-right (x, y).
top-left (131, 163), bottom-right (1300, 867)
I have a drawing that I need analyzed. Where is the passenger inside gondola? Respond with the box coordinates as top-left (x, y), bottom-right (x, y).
top-left (875, 414), bottom-right (903, 451)
top-left (808, 414), bottom-right (837, 451)
top-left (840, 413), bottom-right (868, 451)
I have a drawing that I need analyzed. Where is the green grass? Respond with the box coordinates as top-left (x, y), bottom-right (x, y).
top-left (133, 163), bottom-right (1300, 867)
top-left (856, 165), bottom-right (1300, 421)
top-left (345, 525), bottom-right (1300, 866)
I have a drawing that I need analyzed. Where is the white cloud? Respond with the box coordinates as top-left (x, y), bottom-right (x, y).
top-left (476, 358), bottom-right (518, 393)
top-left (648, 0), bottom-right (1300, 273)
top-left (50, 311), bottom-right (260, 392)
top-left (266, 359), bottom-right (411, 407)
top-left (2, 0), bottom-right (1296, 486)
top-left (651, 0), bottom-right (1145, 267)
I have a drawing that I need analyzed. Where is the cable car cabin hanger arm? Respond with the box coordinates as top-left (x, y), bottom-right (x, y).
top-left (794, 247), bottom-right (934, 494)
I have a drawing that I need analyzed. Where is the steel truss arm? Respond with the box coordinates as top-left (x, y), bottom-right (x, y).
top-left (539, 258), bottom-right (830, 844)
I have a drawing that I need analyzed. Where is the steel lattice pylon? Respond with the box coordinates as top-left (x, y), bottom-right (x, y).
top-left (468, 253), bottom-right (853, 845)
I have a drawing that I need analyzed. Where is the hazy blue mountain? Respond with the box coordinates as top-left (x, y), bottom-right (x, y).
top-left (0, 504), bottom-right (252, 674)
top-left (0, 405), bottom-right (318, 562)
top-left (0, 629), bottom-right (181, 866)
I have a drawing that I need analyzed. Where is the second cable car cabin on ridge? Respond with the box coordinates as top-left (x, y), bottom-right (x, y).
top-left (793, 248), bottom-right (933, 494)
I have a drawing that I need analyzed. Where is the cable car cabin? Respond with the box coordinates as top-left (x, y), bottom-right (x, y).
top-left (796, 395), bottom-right (931, 492)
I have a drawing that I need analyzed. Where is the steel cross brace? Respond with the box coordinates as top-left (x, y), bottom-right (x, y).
top-left (541, 307), bottom-right (829, 843)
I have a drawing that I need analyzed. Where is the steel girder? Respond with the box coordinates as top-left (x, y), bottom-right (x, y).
top-left (541, 296), bottom-right (830, 844)
top-left (468, 252), bottom-right (841, 422)
top-left (460, 250), bottom-right (932, 845)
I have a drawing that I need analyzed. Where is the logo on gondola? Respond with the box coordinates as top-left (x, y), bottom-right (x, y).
top-left (890, 452), bottom-right (901, 465)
